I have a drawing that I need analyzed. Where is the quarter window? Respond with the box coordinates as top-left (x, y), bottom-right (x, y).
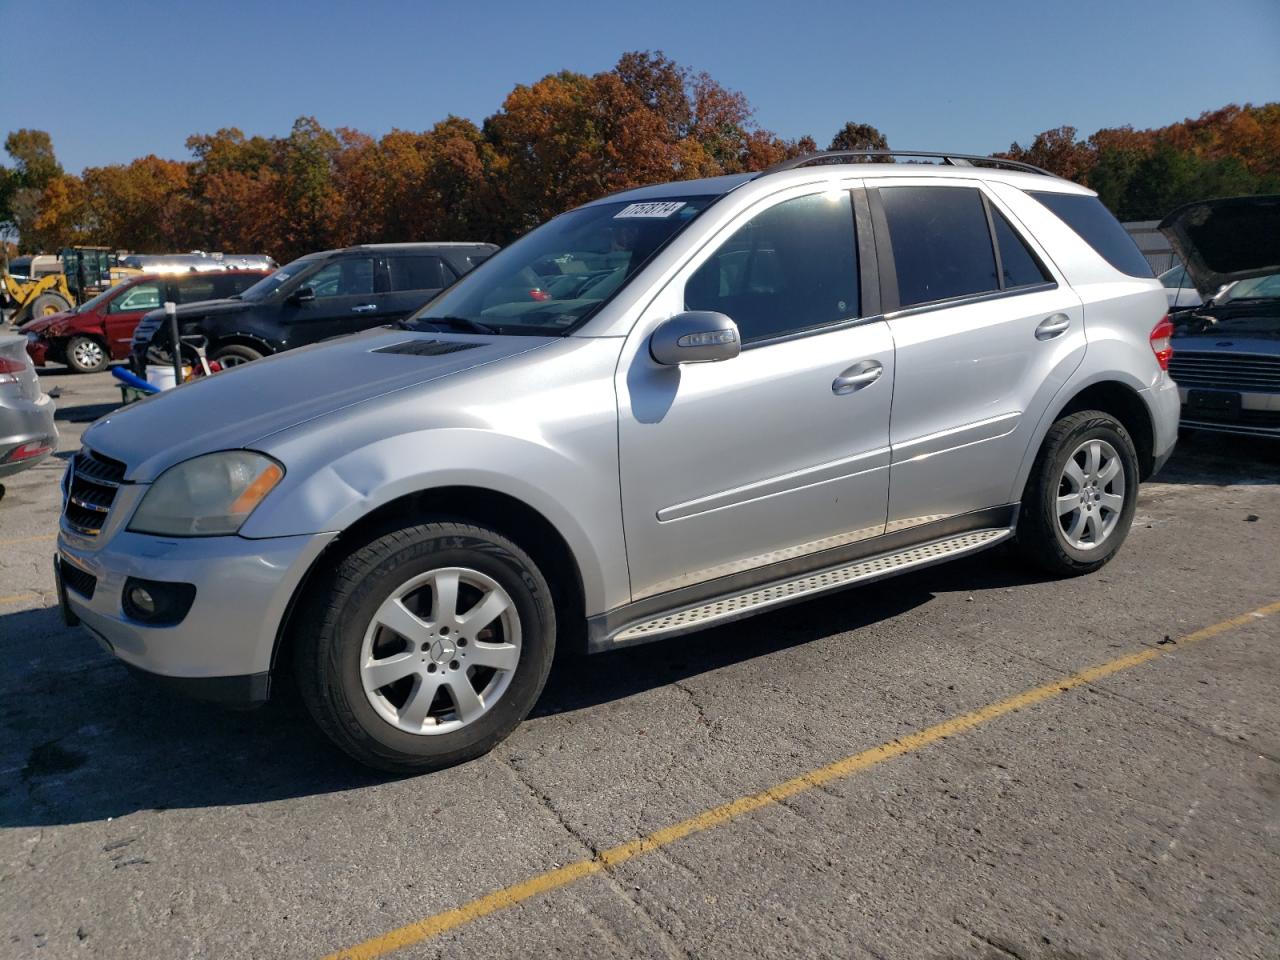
top-left (879, 186), bottom-right (998, 307)
top-left (991, 208), bottom-right (1052, 288)
top-left (1029, 191), bottom-right (1153, 278)
top-left (174, 277), bottom-right (217, 304)
top-left (685, 191), bottom-right (860, 344)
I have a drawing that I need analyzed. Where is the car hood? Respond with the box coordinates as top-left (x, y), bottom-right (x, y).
top-left (22, 309), bottom-right (77, 335)
top-left (82, 327), bottom-right (555, 481)
top-left (1159, 195), bottom-right (1280, 296)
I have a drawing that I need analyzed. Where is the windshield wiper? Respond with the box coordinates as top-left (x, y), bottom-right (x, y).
top-left (399, 315), bottom-right (498, 335)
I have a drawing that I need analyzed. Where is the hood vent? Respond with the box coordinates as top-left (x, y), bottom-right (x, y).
top-left (375, 339), bottom-right (482, 358)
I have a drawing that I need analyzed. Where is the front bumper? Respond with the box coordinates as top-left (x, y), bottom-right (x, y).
top-left (1176, 386), bottom-right (1280, 438)
top-left (0, 391), bottom-right (57, 477)
top-left (58, 526), bottom-right (336, 702)
top-left (25, 335), bottom-right (52, 367)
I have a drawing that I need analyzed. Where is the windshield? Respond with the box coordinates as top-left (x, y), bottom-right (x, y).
top-left (235, 255), bottom-right (321, 301)
top-left (75, 285), bottom-right (122, 313)
top-left (406, 196), bottom-right (716, 335)
top-left (1216, 273), bottom-right (1280, 304)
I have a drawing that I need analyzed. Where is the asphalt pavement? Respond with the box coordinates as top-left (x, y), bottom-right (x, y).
top-left (1, 366), bottom-right (1277, 960)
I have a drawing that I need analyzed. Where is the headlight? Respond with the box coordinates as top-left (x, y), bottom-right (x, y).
top-left (128, 451), bottom-right (284, 537)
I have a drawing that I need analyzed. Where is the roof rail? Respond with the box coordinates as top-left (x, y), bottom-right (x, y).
top-left (762, 150), bottom-right (1057, 178)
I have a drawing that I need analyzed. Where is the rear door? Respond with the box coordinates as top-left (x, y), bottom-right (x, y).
top-left (381, 254), bottom-right (453, 321)
top-left (870, 178), bottom-right (1086, 528)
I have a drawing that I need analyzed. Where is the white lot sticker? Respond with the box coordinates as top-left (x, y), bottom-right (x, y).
top-left (615, 201), bottom-right (687, 219)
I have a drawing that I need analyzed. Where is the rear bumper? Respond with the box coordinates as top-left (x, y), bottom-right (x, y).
top-left (1142, 375), bottom-right (1181, 477)
top-left (25, 335), bottom-right (53, 367)
top-left (0, 392), bottom-right (58, 477)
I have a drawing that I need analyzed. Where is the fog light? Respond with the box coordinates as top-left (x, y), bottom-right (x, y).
top-left (122, 577), bottom-right (196, 626)
top-left (129, 585), bottom-right (157, 615)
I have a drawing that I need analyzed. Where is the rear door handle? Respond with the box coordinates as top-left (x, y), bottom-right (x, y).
top-left (352, 304), bottom-right (378, 313)
top-left (832, 360), bottom-right (884, 395)
top-left (1035, 313), bottom-right (1071, 340)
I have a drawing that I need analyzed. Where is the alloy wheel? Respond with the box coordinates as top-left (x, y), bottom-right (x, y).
top-left (359, 566), bottom-right (521, 735)
top-left (1056, 438), bottom-right (1125, 550)
top-left (72, 339), bottom-right (105, 370)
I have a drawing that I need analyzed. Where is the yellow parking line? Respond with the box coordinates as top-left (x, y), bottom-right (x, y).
top-left (0, 533), bottom-right (58, 548)
top-left (0, 592), bottom-right (39, 606)
top-left (325, 599), bottom-right (1280, 960)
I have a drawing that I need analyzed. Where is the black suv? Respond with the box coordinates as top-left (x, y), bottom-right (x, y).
top-left (131, 242), bottom-right (497, 369)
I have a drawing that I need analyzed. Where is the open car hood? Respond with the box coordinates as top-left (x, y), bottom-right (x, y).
top-left (1159, 195), bottom-right (1280, 296)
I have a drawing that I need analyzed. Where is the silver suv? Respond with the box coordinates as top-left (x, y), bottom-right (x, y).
top-left (56, 152), bottom-right (1180, 772)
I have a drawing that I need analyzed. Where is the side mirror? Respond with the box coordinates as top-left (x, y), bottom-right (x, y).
top-left (650, 311), bottom-right (741, 365)
top-left (289, 286), bottom-right (315, 305)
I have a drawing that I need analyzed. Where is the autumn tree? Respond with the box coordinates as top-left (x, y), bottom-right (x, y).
top-left (829, 122), bottom-right (889, 154)
top-left (2, 130), bottom-right (65, 250)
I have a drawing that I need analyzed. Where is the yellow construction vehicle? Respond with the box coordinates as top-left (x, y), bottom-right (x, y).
top-left (0, 265), bottom-right (76, 327)
top-left (2, 246), bottom-right (117, 327)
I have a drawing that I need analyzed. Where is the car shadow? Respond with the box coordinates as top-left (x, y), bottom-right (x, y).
top-left (1155, 431), bottom-right (1280, 485)
top-left (0, 548), bottom-right (1044, 828)
top-left (54, 401), bottom-right (121, 424)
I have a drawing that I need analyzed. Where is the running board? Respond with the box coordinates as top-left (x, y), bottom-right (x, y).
top-left (604, 527), bottom-right (1012, 647)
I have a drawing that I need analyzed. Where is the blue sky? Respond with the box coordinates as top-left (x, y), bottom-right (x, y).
top-left (3, 0), bottom-right (1277, 174)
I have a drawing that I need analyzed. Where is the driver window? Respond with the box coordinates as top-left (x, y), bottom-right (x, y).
top-left (685, 192), bottom-right (860, 344)
top-left (110, 282), bottom-right (163, 313)
top-left (306, 258), bottom-right (375, 299)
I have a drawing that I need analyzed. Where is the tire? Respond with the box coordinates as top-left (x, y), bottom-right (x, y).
top-left (211, 343), bottom-right (264, 367)
top-left (296, 521), bottom-right (556, 773)
top-left (1016, 410), bottom-right (1140, 576)
top-left (31, 292), bottom-right (72, 319)
top-left (64, 335), bottom-right (109, 374)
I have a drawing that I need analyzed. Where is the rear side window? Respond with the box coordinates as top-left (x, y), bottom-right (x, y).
top-left (174, 277), bottom-right (217, 304)
top-left (685, 191), bottom-right (860, 344)
top-left (1029, 192), bottom-right (1153, 278)
top-left (991, 209), bottom-right (1052, 288)
top-left (209, 273), bottom-right (262, 298)
top-left (387, 255), bottom-right (451, 292)
top-left (879, 186), bottom-right (998, 307)
top-left (110, 281), bottom-right (164, 313)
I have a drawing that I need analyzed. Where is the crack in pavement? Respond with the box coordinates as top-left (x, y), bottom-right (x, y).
top-left (496, 756), bottom-right (691, 959)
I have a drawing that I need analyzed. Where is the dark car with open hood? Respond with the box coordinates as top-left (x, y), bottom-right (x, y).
top-left (1160, 195), bottom-right (1280, 439)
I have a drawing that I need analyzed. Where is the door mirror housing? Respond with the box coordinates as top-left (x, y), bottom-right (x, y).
top-left (650, 311), bottom-right (740, 365)
top-left (289, 286), bottom-right (315, 305)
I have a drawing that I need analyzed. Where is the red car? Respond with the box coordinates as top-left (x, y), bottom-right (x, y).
top-left (23, 270), bottom-right (268, 373)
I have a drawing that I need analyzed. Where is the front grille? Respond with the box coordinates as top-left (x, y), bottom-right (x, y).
top-left (1169, 351), bottom-right (1280, 392)
top-left (63, 448), bottom-right (128, 536)
top-left (58, 557), bottom-right (97, 599)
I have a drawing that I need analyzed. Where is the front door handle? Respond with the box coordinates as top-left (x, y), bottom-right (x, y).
top-left (1035, 313), bottom-right (1071, 340)
top-left (352, 304), bottom-right (378, 313)
top-left (832, 360), bottom-right (884, 395)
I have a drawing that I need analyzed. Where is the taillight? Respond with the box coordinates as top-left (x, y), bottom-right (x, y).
top-left (0, 355), bottom-right (27, 386)
top-left (1149, 315), bottom-right (1174, 371)
top-left (528, 288), bottom-right (550, 302)
top-left (1, 439), bottom-right (54, 464)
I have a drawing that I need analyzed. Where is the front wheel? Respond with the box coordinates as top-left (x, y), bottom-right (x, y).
top-left (65, 335), bottom-right (109, 374)
top-left (296, 521), bottom-right (556, 773)
top-left (1016, 410), bottom-right (1140, 576)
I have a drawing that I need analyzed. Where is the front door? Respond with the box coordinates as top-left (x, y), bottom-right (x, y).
top-left (617, 185), bottom-right (894, 601)
top-left (103, 279), bottom-right (165, 359)
top-left (282, 256), bottom-right (382, 346)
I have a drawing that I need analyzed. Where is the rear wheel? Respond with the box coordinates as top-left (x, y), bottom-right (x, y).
top-left (296, 521), bottom-right (556, 773)
top-left (65, 335), bottom-right (109, 374)
top-left (1016, 410), bottom-right (1139, 576)
top-left (211, 343), bottom-right (264, 367)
